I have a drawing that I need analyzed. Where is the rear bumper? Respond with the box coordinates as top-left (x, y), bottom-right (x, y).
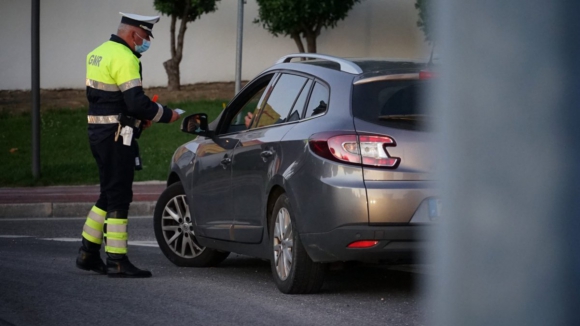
top-left (300, 224), bottom-right (430, 263)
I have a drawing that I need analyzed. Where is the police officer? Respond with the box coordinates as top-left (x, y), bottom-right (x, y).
top-left (76, 12), bottom-right (180, 278)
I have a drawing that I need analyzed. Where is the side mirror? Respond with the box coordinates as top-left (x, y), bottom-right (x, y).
top-left (181, 113), bottom-right (211, 136)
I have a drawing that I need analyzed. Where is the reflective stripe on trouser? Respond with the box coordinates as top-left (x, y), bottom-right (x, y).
top-left (81, 206), bottom-right (106, 245)
top-left (104, 218), bottom-right (128, 254)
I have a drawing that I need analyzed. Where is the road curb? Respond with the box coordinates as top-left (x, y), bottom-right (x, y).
top-left (0, 201), bottom-right (157, 218)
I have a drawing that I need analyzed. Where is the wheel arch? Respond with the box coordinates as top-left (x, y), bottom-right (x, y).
top-left (266, 185), bottom-right (286, 240)
top-left (167, 171), bottom-right (181, 187)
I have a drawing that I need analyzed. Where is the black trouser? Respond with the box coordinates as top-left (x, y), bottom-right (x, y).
top-left (90, 133), bottom-right (136, 212)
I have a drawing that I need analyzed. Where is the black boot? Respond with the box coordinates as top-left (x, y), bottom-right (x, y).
top-left (106, 255), bottom-right (152, 278)
top-left (76, 247), bottom-right (107, 275)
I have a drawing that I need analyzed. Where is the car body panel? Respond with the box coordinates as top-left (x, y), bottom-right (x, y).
top-left (230, 124), bottom-right (296, 243)
top-left (164, 56), bottom-right (438, 264)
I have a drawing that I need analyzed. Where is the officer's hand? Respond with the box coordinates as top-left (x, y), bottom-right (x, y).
top-left (142, 120), bottom-right (152, 130)
top-left (169, 110), bottom-right (181, 123)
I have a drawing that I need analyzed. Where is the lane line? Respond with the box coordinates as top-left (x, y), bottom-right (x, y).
top-left (0, 216), bottom-right (153, 222)
top-left (38, 237), bottom-right (159, 248)
top-left (0, 235), bottom-right (32, 238)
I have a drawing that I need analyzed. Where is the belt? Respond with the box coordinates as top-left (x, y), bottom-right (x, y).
top-left (87, 115), bottom-right (141, 128)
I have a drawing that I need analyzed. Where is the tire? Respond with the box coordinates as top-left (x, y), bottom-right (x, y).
top-left (154, 182), bottom-right (229, 267)
top-left (270, 194), bottom-right (326, 294)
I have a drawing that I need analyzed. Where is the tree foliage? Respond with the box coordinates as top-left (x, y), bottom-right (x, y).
top-left (415, 0), bottom-right (433, 43)
top-left (254, 0), bottom-right (362, 53)
top-left (153, 0), bottom-right (219, 90)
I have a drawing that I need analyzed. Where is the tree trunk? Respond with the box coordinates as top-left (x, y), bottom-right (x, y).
top-left (291, 32), bottom-right (305, 53)
top-left (163, 59), bottom-right (180, 91)
top-left (164, 1), bottom-right (190, 91)
top-left (305, 32), bottom-right (317, 53)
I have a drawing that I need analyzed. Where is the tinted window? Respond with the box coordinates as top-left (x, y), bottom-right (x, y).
top-left (253, 74), bottom-right (307, 128)
top-left (229, 85), bottom-right (268, 131)
top-left (303, 82), bottom-right (329, 118)
top-left (352, 80), bottom-right (431, 130)
top-left (287, 80), bottom-right (312, 123)
top-left (222, 75), bottom-right (273, 134)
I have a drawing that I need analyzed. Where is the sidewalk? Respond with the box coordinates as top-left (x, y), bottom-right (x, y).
top-left (0, 181), bottom-right (166, 218)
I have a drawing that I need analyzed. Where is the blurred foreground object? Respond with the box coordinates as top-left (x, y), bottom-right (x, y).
top-left (430, 1), bottom-right (580, 325)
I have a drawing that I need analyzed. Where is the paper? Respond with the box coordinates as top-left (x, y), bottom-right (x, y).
top-left (175, 109), bottom-right (185, 115)
top-left (120, 126), bottom-right (133, 146)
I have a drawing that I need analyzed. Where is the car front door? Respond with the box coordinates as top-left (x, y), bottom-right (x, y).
top-left (230, 73), bottom-right (313, 243)
top-left (190, 74), bottom-right (276, 241)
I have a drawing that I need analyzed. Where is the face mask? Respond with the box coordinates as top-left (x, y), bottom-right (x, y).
top-left (134, 34), bottom-right (151, 53)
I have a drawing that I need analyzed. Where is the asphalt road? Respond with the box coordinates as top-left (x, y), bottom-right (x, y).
top-left (0, 217), bottom-right (426, 326)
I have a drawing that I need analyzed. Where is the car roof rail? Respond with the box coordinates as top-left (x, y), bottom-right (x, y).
top-left (276, 53), bottom-right (363, 75)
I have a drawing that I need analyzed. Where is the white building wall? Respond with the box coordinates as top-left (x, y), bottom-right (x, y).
top-left (0, 0), bottom-right (429, 90)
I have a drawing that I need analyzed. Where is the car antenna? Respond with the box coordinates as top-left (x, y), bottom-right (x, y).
top-left (428, 42), bottom-right (436, 67)
top-left (427, 42), bottom-right (435, 67)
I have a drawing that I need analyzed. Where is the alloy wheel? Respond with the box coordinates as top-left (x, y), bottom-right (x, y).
top-left (161, 194), bottom-right (205, 258)
top-left (273, 207), bottom-right (294, 280)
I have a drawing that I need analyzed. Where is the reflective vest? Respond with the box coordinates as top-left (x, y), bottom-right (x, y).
top-left (85, 34), bottom-right (171, 144)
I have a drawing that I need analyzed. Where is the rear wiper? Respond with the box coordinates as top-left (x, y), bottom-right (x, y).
top-left (379, 114), bottom-right (429, 121)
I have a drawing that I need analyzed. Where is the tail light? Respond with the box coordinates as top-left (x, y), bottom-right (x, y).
top-left (308, 132), bottom-right (400, 168)
top-left (347, 240), bottom-right (379, 249)
top-left (419, 70), bottom-right (435, 79)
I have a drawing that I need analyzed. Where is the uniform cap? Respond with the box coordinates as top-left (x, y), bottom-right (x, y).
top-left (119, 12), bottom-right (160, 38)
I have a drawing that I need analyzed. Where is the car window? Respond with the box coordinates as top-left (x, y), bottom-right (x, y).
top-left (287, 80), bottom-right (312, 123)
top-left (303, 82), bottom-right (329, 118)
top-left (352, 79), bottom-right (431, 130)
top-left (252, 74), bottom-right (308, 129)
top-left (221, 75), bottom-right (274, 134)
top-left (229, 85), bottom-right (268, 131)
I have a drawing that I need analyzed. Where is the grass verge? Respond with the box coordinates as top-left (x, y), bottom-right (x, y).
top-left (0, 99), bottom-right (227, 187)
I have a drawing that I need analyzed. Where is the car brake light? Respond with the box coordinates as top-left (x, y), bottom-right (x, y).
top-left (419, 70), bottom-right (435, 79)
top-left (309, 133), bottom-right (400, 168)
top-left (347, 240), bottom-right (379, 249)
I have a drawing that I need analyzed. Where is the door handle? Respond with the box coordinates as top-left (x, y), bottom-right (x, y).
top-left (260, 150), bottom-right (274, 158)
top-left (221, 157), bottom-right (232, 165)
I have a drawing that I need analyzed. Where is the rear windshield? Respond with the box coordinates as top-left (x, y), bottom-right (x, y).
top-left (352, 80), bottom-right (432, 130)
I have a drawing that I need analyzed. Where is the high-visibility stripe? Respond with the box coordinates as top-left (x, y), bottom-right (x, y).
top-left (91, 206), bottom-right (106, 217)
top-left (152, 103), bottom-right (164, 122)
top-left (105, 245), bottom-right (127, 254)
top-left (85, 218), bottom-right (104, 232)
top-left (104, 217), bottom-right (128, 254)
top-left (82, 231), bottom-right (102, 245)
top-left (106, 223), bottom-right (126, 233)
top-left (105, 231), bottom-right (128, 240)
top-left (118, 78), bottom-right (142, 92)
top-left (88, 208), bottom-right (106, 221)
top-left (86, 79), bottom-right (120, 92)
top-left (106, 218), bottom-right (128, 225)
top-left (87, 115), bottom-right (119, 124)
top-left (80, 206), bottom-right (106, 245)
top-left (87, 115), bottom-right (142, 127)
top-left (83, 224), bottom-right (103, 241)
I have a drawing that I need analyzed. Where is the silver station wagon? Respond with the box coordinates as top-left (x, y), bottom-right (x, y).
top-left (153, 54), bottom-right (439, 294)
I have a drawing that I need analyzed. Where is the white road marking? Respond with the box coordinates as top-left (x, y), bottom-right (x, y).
top-left (0, 236), bottom-right (159, 248)
top-left (39, 238), bottom-right (79, 242)
top-left (0, 216), bottom-right (153, 222)
top-left (37, 237), bottom-right (159, 248)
